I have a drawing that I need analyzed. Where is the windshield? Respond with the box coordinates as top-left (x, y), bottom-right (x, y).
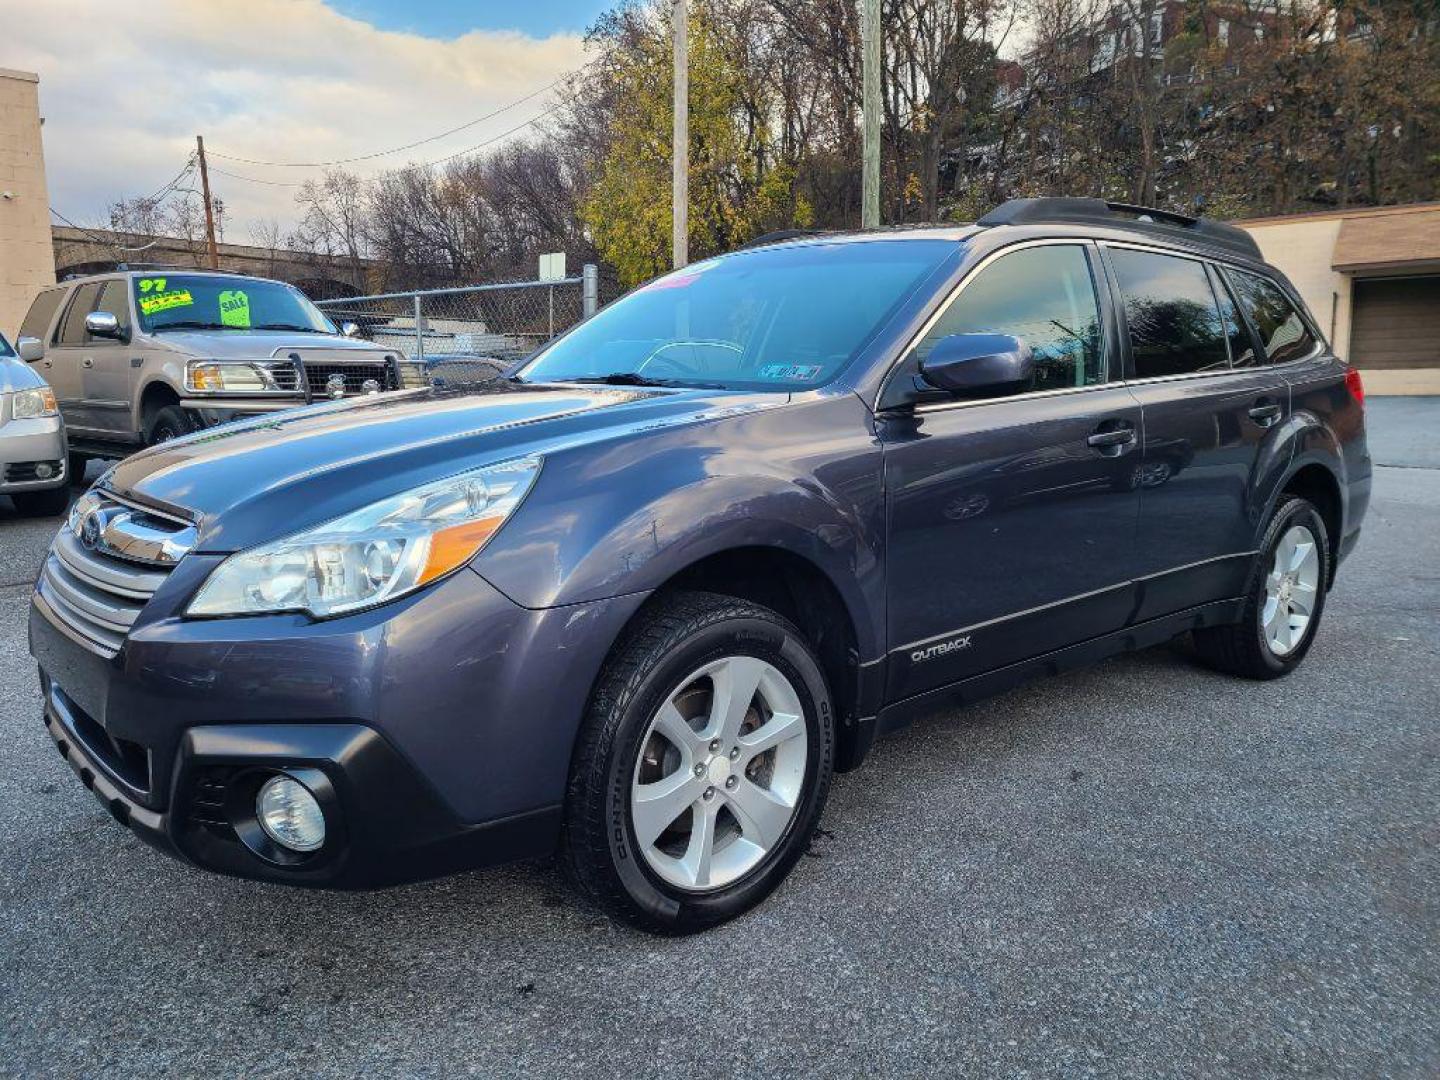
top-left (131, 275), bottom-right (336, 334)
top-left (0, 331), bottom-right (13, 357)
top-left (518, 240), bottom-right (954, 390)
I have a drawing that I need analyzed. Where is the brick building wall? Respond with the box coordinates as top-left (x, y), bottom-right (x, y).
top-left (0, 68), bottom-right (55, 340)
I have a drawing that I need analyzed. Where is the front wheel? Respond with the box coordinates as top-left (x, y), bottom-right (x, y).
top-left (1193, 495), bottom-right (1330, 679)
top-left (561, 591), bottom-right (834, 933)
top-left (143, 404), bottom-right (192, 447)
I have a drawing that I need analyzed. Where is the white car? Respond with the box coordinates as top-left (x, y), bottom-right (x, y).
top-left (1, 329), bottom-right (69, 516)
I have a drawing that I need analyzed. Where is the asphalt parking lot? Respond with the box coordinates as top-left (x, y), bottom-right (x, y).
top-left (1, 400), bottom-right (1436, 1078)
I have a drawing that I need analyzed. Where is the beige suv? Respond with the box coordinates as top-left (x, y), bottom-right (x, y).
top-left (16, 269), bottom-right (425, 477)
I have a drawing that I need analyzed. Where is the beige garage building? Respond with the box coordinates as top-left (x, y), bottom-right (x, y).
top-left (1239, 203), bottom-right (1440, 393)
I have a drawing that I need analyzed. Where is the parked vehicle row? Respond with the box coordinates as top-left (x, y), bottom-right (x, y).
top-left (27, 198), bottom-right (1369, 932)
top-left (13, 269), bottom-right (427, 478)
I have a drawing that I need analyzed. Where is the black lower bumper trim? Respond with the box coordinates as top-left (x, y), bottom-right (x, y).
top-left (43, 707), bottom-right (561, 889)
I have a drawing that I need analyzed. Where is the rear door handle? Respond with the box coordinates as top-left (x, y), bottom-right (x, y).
top-left (1248, 401), bottom-right (1282, 427)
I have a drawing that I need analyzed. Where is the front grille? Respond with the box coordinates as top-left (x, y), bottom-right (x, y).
top-left (37, 495), bottom-right (191, 658)
top-left (267, 364), bottom-right (301, 392)
top-left (5, 460), bottom-right (63, 483)
top-left (303, 361), bottom-right (397, 397)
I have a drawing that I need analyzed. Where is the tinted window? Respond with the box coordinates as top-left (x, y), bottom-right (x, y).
top-left (915, 245), bottom-right (1105, 391)
top-left (90, 281), bottom-right (132, 342)
top-left (0, 331), bottom-right (14, 357)
top-left (1228, 269), bottom-right (1317, 365)
top-left (20, 288), bottom-right (65, 342)
top-left (1110, 248), bottom-right (1229, 377)
top-left (1209, 264), bottom-right (1258, 367)
top-left (521, 241), bottom-right (952, 391)
top-left (55, 283), bottom-right (102, 346)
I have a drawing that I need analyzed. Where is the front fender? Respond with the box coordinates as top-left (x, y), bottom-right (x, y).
top-left (471, 395), bottom-right (887, 661)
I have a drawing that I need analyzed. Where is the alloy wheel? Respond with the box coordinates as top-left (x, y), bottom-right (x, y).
top-left (630, 655), bottom-right (808, 892)
top-left (1262, 523), bottom-right (1321, 657)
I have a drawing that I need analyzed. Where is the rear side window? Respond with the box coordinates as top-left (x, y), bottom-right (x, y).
top-left (1209, 264), bottom-right (1259, 367)
top-left (1228, 270), bottom-right (1317, 365)
top-left (914, 244), bottom-right (1106, 392)
top-left (19, 288), bottom-right (65, 342)
top-left (1109, 248), bottom-right (1229, 378)
top-left (55, 283), bottom-right (102, 346)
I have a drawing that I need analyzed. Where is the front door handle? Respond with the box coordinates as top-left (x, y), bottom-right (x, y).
top-left (1087, 427), bottom-right (1137, 449)
top-left (1248, 400), bottom-right (1282, 427)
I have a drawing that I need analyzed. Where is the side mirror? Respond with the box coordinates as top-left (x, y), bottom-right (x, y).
top-left (17, 336), bottom-right (44, 362)
top-left (919, 333), bottom-right (1034, 397)
top-left (341, 321), bottom-right (360, 338)
top-left (84, 311), bottom-right (125, 341)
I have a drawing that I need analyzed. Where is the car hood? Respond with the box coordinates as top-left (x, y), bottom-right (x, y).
top-left (1, 355), bottom-right (48, 394)
top-left (104, 381), bottom-right (784, 551)
top-left (151, 330), bottom-right (396, 359)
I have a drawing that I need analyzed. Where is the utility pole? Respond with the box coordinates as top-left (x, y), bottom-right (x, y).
top-left (672, 0), bottom-right (689, 268)
top-left (860, 0), bottom-right (881, 228)
top-left (196, 135), bottom-right (220, 269)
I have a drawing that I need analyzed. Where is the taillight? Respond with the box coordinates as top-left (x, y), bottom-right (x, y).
top-left (1345, 367), bottom-right (1365, 407)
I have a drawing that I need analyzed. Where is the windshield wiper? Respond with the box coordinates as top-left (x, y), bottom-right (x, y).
top-left (566, 373), bottom-right (727, 390)
top-left (254, 323), bottom-right (326, 333)
top-left (152, 320), bottom-right (245, 332)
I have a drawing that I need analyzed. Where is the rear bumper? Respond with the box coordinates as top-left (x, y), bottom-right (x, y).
top-left (42, 685), bottom-right (560, 888)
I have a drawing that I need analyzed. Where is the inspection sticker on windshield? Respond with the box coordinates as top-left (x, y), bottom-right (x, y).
top-left (139, 289), bottom-right (194, 315)
top-left (758, 363), bottom-right (822, 381)
top-left (219, 289), bottom-right (251, 327)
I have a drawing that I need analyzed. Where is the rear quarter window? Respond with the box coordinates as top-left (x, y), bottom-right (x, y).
top-left (1227, 269), bottom-right (1318, 365)
top-left (19, 287), bottom-right (66, 342)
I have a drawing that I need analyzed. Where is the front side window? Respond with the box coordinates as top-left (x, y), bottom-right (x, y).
top-left (90, 281), bottom-right (133, 342)
top-left (131, 275), bottom-right (335, 334)
top-left (1227, 269), bottom-right (1317, 365)
top-left (1109, 248), bottom-right (1229, 378)
top-left (518, 240), bottom-right (953, 391)
top-left (55, 283), bottom-right (102, 346)
top-left (913, 244), bottom-right (1106, 392)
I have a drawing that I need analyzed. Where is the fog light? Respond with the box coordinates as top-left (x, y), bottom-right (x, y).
top-left (35, 462), bottom-right (55, 480)
top-left (256, 775), bottom-right (325, 852)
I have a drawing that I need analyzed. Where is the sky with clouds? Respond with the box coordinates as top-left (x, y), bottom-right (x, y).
top-left (1, 0), bottom-right (607, 242)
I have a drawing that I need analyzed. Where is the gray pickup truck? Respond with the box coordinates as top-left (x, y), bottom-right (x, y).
top-left (15, 269), bottom-right (426, 477)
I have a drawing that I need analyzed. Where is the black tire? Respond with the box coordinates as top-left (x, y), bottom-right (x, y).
top-left (143, 404), bottom-right (192, 447)
top-left (1193, 494), bottom-right (1330, 680)
top-left (10, 486), bottom-right (70, 517)
top-left (68, 452), bottom-right (90, 486)
top-left (561, 590), bottom-right (835, 934)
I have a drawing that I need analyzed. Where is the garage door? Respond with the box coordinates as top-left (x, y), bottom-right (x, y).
top-left (1350, 276), bottom-right (1440, 369)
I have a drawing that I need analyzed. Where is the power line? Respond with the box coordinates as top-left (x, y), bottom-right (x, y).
top-left (208, 99), bottom-right (569, 188)
top-left (49, 206), bottom-right (160, 253)
top-left (207, 58), bottom-right (599, 169)
top-left (135, 154), bottom-right (197, 206)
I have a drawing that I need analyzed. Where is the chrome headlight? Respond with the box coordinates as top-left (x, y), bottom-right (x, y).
top-left (186, 361), bottom-right (287, 394)
top-left (11, 386), bottom-right (57, 419)
top-left (187, 457), bottom-right (540, 618)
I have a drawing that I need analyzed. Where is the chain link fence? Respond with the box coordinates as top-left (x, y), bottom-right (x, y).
top-left (316, 265), bottom-right (611, 386)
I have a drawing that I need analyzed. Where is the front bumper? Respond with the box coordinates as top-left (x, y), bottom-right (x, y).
top-left (1, 414), bottom-right (67, 493)
top-left (30, 561), bottom-right (648, 888)
top-left (42, 687), bottom-right (560, 887)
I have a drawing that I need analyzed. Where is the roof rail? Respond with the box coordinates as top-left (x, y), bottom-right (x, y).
top-left (977, 198), bottom-right (1262, 261)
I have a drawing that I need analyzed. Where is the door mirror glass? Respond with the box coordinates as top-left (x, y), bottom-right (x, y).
top-left (84, 311), bottom-right (123, 340)
top-left (17, 336), bottom-right (44, 362)
top-left (919, 333), bottom-right (1034, 396)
